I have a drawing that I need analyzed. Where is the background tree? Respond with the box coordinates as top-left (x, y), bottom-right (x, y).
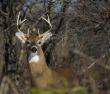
top-left (0, 0), bottom-right (110, 94)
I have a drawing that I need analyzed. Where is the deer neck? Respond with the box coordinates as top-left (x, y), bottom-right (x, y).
top-left (29, 49), bottom-right (52, 79)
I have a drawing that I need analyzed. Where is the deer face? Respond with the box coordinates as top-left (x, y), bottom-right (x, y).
top-left (16, 31), bottom-right (52, 63)
top-left (16, 12), bottom-right (52, 63)
top-left (26, 39), bottom-right (40, 63)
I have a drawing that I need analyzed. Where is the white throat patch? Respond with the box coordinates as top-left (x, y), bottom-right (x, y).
top-left (29, 53), bottom-right (39, 63)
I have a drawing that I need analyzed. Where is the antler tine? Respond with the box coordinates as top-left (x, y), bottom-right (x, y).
top-left (27, 28), bottom-right (31, 37)
top-left (37, 28), bottom-right (40, 36)
top-left (17, 13), bottom-right (22, 32)
top-left (41, 15), bottom-right (52, 29)
top-left (17, 12), bottom-right (20, 26)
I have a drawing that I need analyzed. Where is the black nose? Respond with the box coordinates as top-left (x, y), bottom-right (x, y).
top-left (31, 46), bottom-right (38, 53)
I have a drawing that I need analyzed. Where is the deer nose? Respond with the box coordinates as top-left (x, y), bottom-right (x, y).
top-left (31, 46), bottom-right (38, 53)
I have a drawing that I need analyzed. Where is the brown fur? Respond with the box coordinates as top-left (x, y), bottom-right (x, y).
top-left (20, 35), bottom-right (73, 88)
top-left (29, 45), bottom-right (73, 88)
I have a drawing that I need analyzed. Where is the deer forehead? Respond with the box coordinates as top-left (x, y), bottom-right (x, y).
top-left (27, 35), bottom-right (43, 41)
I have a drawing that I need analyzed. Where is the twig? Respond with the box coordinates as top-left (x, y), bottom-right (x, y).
top-left (3, 23), bottom-right (16, 32)
top-left (0, 10), bottom-right (8, 16)
top-left (89, 76), bottom-right (98, 94)
top-left (73, 49), bottom-right (109, 72)
top-left (18, 44), bottom-right (25, 64)
top-left (0, 76), bottom-right (20, 94)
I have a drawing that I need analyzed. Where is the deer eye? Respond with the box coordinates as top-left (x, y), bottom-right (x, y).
top-left (25, 40), bottom-right (31, 46)
top-left (31, 46), bottom-right (38, 53)
top-left (37, 41), bottom-right (42, 45)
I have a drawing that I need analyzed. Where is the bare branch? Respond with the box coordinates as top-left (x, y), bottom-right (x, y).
top-left (0, 76), bottom-right (20, 94)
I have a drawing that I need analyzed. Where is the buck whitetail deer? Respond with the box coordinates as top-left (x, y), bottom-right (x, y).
top-left (15, 12), bottom-right (73, 88)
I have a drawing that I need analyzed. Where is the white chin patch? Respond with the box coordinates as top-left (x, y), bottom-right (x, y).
top-left (28, 53), bottom-right (39, 63)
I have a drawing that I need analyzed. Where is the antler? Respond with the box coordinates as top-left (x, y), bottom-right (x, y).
top-left (16, 12), bottom-right (31, 38)
top-left (37, 15), bottom-right (52, 36)
top-left (17, 12), bottom-right (27, 32)
top-left (16, 12), bottom-right (29, 43)
top-left (41, 15), bottom-right (52, 29)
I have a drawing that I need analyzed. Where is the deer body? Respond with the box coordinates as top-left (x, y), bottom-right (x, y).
top-left (29, 48), bottom-right (72, 88)
top-left (16, 12), bottom-right (73, 88)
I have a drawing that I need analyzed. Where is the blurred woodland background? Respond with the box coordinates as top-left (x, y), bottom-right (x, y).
top-left (0, 0), bottom-right (110, 94)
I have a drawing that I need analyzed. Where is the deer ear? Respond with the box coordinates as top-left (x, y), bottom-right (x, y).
top-left (15, 32), bottom-right (27, 44)
top-left (37, 32), bottom-right (52, 46)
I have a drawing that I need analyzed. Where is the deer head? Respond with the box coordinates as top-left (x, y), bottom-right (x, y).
top-left (15, 12), bottom-right (52, 63)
